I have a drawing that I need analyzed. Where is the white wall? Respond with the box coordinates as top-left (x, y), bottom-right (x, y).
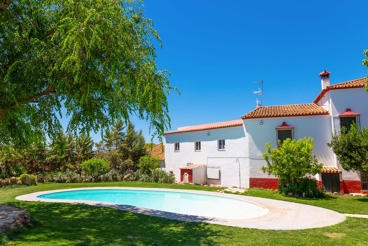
top-left (329, 88), bottom-right (368, 130)
top-left (164, 126), bottom-right (248, 188)
top-left (243, 115), bottom-right (335, 179)
top-left (329, 87), bottom-right (368, 180)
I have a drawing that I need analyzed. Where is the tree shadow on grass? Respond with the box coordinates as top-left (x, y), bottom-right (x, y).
top-left (6, 201), bottom-right (226, 246)
top-left (356, 197), bottom-right (368, 202)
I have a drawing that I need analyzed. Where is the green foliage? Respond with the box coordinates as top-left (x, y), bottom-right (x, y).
top-left (137, 155), bottom-right (161, 174)
top-left (19, 174), bottom-right (37, 185)
top-left (262, 137), bottom-right (323, 197)
top-left (96, 121), bottom-right (147, 172)
top-left (134, 169), bottom-right (175, 183)
top-left (328, 123), bottom-right (368, 173)
top-left (0, 0), bottom-right (177, 149)
top-left (122, 122), bottom-right (147, 165)
top-left (80, 158), bottom-right (110, 180)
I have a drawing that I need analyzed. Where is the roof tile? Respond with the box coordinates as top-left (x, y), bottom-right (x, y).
top-left (321, 166), bottom-right (342, 174)
top-left (314, 78), bottom-right (367, 103)
top-left (242, 103), bottom-right (329, 119)
top-left (165, 119), bottom-right (243, 135)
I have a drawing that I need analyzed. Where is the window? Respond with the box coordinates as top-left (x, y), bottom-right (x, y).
top-left (218, 139), bottom-right (225, 150)
top-left (340, 117), bottom-right (356, 133)
top-left (174, 142), bottom-right (180, 152)
top-left (276, 122), bottom-right (294, 147)
top-left (277, 129), bottom-right (293, 145)
top-left (339, 109), bottom-right (360, 133)
top-left (361, 173), bottom-right (368, 190)
top-left (195, 141), bottom-right (201, 151)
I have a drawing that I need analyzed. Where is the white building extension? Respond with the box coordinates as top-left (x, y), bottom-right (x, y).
top-left (164, 71), bottom-right (368, 193)
top-left (165, 120), bottom-right (249, 188)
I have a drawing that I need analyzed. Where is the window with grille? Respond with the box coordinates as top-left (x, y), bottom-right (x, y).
top-left (218, 139), bottom-right (225, 150)
top-left (277, 129), bottom-right (293, 146)
top-left (340, 117), bottom-right (356, 133)
top-left (174, 142), bottom-right (180, 152)
top-left (361, 173), bottom-right (368, 190)
top-left (195, 141), bottom-right (201, 151)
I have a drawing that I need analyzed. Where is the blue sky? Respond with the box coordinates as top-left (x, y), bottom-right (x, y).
top-left (92, 0), bottom-right (368, 144)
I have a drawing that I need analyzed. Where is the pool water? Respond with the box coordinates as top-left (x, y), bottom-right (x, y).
top-left (37, 189), bottom-right (268, 220)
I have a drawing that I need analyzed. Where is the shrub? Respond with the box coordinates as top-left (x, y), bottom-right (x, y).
top-left (279, 177), bottom-right (324, 198)
top-left (134, 169), bottom-right (175, 184)
top-left (328, 123), bottom-right (368, 173)
top-left (80, 158), bottom-right (110, 180)
top-left (137, 155), bottom-right (161, 175)
top-left (3, 163), bottom-right (26, 178)
top-left (19, 174), bottom-right (37, 185)
top-left (262, 137), bottom-right (324, 198)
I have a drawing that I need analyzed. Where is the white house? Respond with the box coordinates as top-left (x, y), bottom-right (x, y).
top-left (164, 71), bottom-right (368, 193)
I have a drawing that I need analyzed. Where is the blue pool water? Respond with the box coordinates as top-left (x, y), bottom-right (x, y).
top-left (37, 189), bottom-right (268, 220)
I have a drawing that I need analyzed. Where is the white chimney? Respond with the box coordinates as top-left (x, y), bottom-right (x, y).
top-left (319, 70), bottom-right (331, 89)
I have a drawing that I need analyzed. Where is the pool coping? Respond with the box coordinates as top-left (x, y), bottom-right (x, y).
top-left (16, 187), bottom-right (346, 230)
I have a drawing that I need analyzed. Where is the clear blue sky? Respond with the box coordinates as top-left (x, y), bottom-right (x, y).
top-left (91, 0), bottom-right (368, 144)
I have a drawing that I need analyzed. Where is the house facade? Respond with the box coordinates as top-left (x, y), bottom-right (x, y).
top-left (164, 71), bottom-right (368, 193)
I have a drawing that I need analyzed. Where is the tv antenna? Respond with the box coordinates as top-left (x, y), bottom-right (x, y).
top-left (252, 80), bottom-right (263, 107)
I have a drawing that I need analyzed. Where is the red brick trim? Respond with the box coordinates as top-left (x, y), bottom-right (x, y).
top-left (249, 178), bottom-right (279, 190)
top-left (342, 180), bottom-right (361, 193)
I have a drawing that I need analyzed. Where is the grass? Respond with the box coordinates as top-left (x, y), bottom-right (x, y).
top-left (242, 189), bottom-right (368, 214)
top-left (0, 182), bottom-right (368, 245)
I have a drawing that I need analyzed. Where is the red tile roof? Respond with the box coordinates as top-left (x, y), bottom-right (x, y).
top-left (321, 166), bottom-right (342, 174)
top-left (339, 108), bottom-right (360, 117)
top-left (319, 70), bottom-right (331, 76)
top-left (164, 119), bottom-right (243, 135)
top-left (241, 103), bottom-right (329, 119)
top-left (314, 78), bottom-right (367, 103)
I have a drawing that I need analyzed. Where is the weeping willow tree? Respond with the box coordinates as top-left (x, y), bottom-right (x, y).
top-left (0, 0), bottom-right (176, 148)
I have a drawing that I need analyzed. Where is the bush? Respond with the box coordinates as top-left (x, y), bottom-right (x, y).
top-left (134, 169), bottom-right (175, 184)
top-left (279, 177), bottom-right (324, 198)
top-left (19, 174), bottom-right (36, 185)
top-left (262, 138), bottom-right (324, 198)
top-left (80, 158), bottom-right (110, 180)
top-left (137, 155), bottom-right (161, 175)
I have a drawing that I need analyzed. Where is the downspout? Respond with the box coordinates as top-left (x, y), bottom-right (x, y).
top-left (236, 158), bottom-right (241, 188)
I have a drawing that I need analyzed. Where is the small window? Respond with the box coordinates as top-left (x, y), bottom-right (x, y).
top-left (277, 129), bottom-right (293, 146)
top-left (195, 141), bottom-right (201, 151)
top-left (218, 139), bottom-right (225, 150)
top-left (361, 173), bottom-right (368, 190)
top-left (340, 117), bottom-right (356, 133)
top-left (174, 142), bottom-right (180, 152)
top-left (276, 122), bottom-right (294, 147)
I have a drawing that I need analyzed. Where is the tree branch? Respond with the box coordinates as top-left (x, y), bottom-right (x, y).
top-left (0, 84), bottom-right (56, 118)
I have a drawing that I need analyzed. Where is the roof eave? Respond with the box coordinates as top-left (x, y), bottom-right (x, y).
top-left (164, 123), bottom-right (243, 135)
top-left (242, 112), bottom-right (330, 120)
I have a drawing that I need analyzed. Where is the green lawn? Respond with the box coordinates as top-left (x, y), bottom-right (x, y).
top-left (1, 183), bottom-right (368, 246)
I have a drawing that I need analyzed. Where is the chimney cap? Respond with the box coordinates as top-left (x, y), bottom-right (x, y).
top-left (319, 70), bottom-right (331, 77)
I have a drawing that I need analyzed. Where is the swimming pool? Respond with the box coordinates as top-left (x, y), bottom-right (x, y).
top-left (36, 188), bottom-right (268, 220)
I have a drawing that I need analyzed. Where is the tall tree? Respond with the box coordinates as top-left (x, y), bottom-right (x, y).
top-left (121, 121), bottom-right (146, 165)
top-left (0, 0), bottom-right (176, 148)
top-left (103, 120), bottom-right (126, 152)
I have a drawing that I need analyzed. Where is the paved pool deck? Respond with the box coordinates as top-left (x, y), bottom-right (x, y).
top-left (16, 187), bottom-right (346, 230)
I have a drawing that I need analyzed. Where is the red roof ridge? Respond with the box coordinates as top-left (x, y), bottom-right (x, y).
top-left (165, 119), bottom-right (243, 135)
top-left (242, 103), bottom-right (329, 120)
top-left (314, 77), bottom-right (366, 103)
